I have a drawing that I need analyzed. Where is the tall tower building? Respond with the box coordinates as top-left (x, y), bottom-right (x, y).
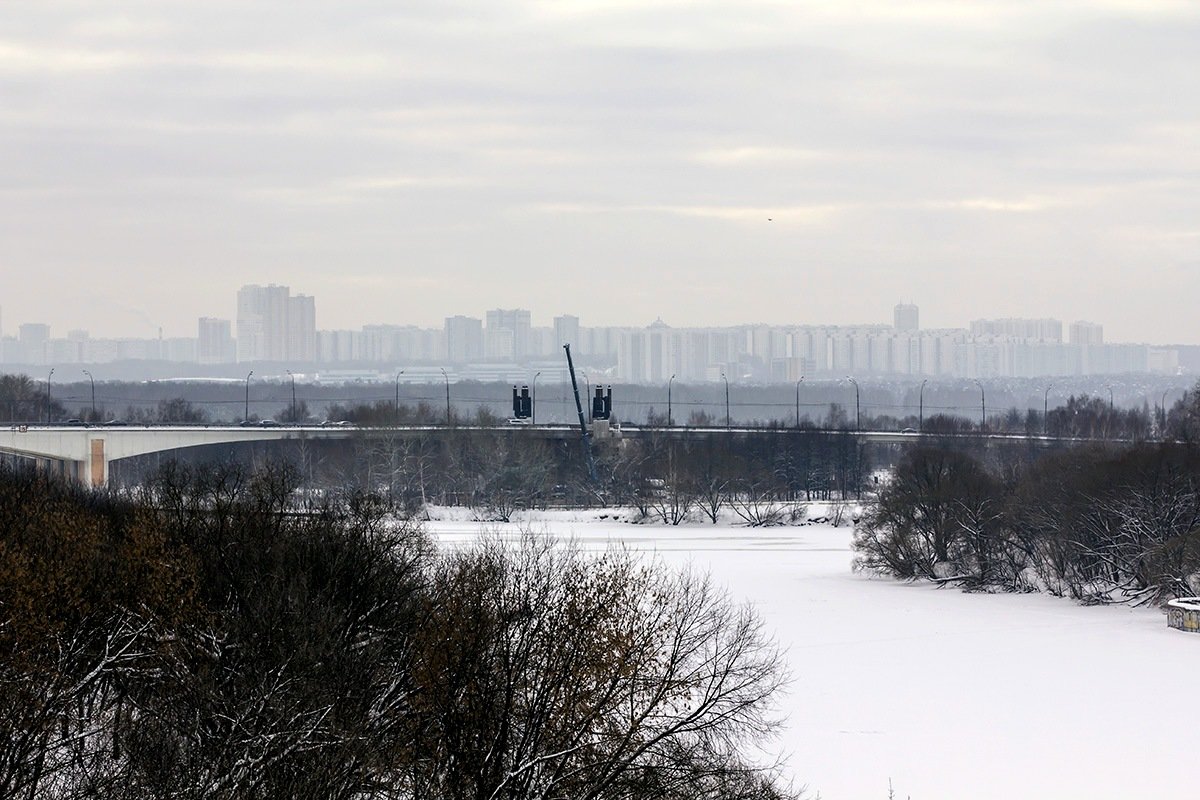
top-left (236, 285), bottom-right (266, 362)
top-left (893, 303), bottom-right (919, 332)
top-left (970, 318), bottom-right (1062, 342)
top-left (445, 315), bottom-right (484, 362)
top-left (1069, 321), bottom-right (1103, 346)
top-left (485, 308), bottom-right (532, 361)
top-left (553, 314), bottom-right (580, 351)
top-left (236, 284), bottom-right (316, 362)
top-left (18, 323), bottom-right (50, 364)
top-left (287, 294), bottom-right (317, 362)
top-left (198, 317), bottom-right (234, 364)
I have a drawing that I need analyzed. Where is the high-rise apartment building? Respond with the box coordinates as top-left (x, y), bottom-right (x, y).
top-left (236, 286), bottom-right (266, 361)
top-left (445, 315), bottom-right (484, 362)
top-left (553, 314), bottom-right (580, 351)
top-left (288, 294), bottom-right (317, 362)
top-left (485, 308), bottom-right (531, 360)
top-left (969, 318), bottom-right (1062, 342)
top-left (18, 323), bottom-right (50, 364)
top-left (236, 284), bottom-right (316, 362)
top-left (198, 317), bottom-right (234, 364)
top-left (894, 303), bottom-right (919, 332)
top-left (1069, 321), bottom-right (1103, 346)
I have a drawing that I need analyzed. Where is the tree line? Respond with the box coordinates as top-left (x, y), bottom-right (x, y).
top-left (854, 436), bottom-right (1200, 605)
top-left (0, 462), bottom-right (798, 799)
top-left (269, 425), bottom-right (870, 523)
top-left (4, 370), bottom-right (1194, 439)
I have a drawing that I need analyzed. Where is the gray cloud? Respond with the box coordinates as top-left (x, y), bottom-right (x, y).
top-left (1, 0), bottom-right (1197, 342)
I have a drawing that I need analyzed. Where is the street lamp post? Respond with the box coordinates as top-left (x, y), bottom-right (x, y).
top-left (532, 371), bottom-right (542, 425)
top-left (1044, 383), bottom-right (1052, 437)
top-left (846, 376), bottom-right (860, 431)
top-left (721, 372), bottom-right (730, 430)
top-left (1106, 386), bottom-right (1114, 440)
top-left (82, 369), bottom-right (95, 421)
top-left (440, 368), bottom-right (451, 425)
top-left (244, 370), bottom-right (253, 422)
top-left (394, 369), bottom-right (405, 425)
top-left (973, 379), bottom-right (986, 432)
top-left (794, 376), bottom-right (804, 428)
top-left (45, 368), bottom-right (55, 424)
top-left (668, 374), bottom-right (675, 427)
top-left (582, 372), bottom-right (591, 423)
top-left (286, 370), bottom-right (296, 423)
top-left (1161, 389), bottom-right (1171, 437)
top-left (919, 379), bottom-right (928, 432)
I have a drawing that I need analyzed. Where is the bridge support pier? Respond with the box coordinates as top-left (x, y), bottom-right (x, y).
top-left (87, 438), bottom-right (107, 487)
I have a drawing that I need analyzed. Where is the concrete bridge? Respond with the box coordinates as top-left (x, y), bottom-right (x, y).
top-left (0, 424), bottom-right (365, 486)
top-left (0, 422), bottom-right (1115, 487)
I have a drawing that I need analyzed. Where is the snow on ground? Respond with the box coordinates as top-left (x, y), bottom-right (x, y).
top-left (424, 510), bottom-right (1196, 800)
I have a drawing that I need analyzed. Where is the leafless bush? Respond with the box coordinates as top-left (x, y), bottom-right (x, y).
top-left (413, 534), bottom-right (798, 799)
top-left (729, 480), bottom-right (787, 527)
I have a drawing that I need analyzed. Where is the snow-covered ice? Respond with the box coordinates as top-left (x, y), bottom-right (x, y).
top-left (425, 510), bottom-right (1196, 800)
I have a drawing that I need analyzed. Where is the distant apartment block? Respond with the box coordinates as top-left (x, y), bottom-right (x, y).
top-left (970, 317), bottom-right (1062, 342)
top-left (445, 315), bottom-right (483, 362)
top-left (893, 303), bottom-right (919, 332)
top-left (1069, 321), bottom-right (1104, 346)
top-left (198, 317), bottom-right (235, 364)
top-left (554, 314), bottom-right (580, 350)
top-left (236, 284), bottom-right (316, 362)
top-left (485, 308), bottom-right (531, 361)
top-left (0, 298), bottom-right (1185, 381)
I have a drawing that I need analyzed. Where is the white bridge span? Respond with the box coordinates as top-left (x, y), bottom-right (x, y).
top-left (1, 423), bottom-right (1100, 487)
top-left (0, 425), bottom-right (360, 486)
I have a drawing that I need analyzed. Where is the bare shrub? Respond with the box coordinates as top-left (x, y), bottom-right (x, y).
top-left (413, 534), bottom-right (797, 799)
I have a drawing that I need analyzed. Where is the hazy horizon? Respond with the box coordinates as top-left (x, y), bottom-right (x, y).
top-left (3, 294), bottom-right (1198, 348)
top-left (3, 1), bottom-right (1197, 342)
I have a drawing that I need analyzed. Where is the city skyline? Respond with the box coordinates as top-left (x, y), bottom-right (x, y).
top-left (2, 2), bottom-right (1198, 344)
top-left (1, 287), bottom-right (1188, 382)
top-left (0, 294), bottom-right (1187, 348)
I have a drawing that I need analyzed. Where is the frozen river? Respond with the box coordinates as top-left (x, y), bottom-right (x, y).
top-left (426, 510), bottom-right (1196, 800)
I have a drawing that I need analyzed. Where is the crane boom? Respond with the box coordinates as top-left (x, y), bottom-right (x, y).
top-left (563, 344), bottom-right (597, 483)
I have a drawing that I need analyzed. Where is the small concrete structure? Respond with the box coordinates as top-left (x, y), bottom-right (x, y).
top-left (1166, 598), bottom-right (1200, 633)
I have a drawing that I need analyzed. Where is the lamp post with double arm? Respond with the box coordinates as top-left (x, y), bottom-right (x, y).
top-left (45, 368), bottom-right (54, 424)
top-left (394, 369), bottom-right (405, 425)
top-left (82, 369), bottom-right (95, 421)
top-left (668, 374), bottom-right (675, 427)
top-left (244, 370), bottom-right (253, 422)
top-left (532, 371), bottom-right (542, 425)
top-left (846, 376), bottom-right (860, 431)
top-left (795, 376), bottom-right (804, 428)
top-left (440, 368), bottom-right (451, 425)
top-left (919, 379), bottom-right (928, 432)
top-left (721, 372), bottom-right (730, 430)
top-left (1044, 383), bottom-right (1052, 437)
top-left (286, 369), bottom-right (296, 423)
top-left (973, 379), bottom-right (986, 432)
top-left (582, 371), bottom-right (591, 423)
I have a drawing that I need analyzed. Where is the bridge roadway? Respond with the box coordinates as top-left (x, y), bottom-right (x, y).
top-left (1, 422), bottom-right (1110, 487)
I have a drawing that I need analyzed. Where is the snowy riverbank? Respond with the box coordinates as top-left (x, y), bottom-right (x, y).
top-left (424, 512), bottom-right (1195, 799)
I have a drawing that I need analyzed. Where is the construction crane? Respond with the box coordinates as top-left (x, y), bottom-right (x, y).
top-left (563, 344), bottom-right (597, 483)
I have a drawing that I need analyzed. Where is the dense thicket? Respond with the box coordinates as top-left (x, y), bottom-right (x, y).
top-left (290, 427), bottom-right (869, 525)
top-left (854, 441), bottom-right (1200, 605)
top-left (0, 463), bottom-right (797, 799)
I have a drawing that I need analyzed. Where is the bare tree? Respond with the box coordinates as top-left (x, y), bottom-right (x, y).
top-left (413, 534), bottom-right (797, 800)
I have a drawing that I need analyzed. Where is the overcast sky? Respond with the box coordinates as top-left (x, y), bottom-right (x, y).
top-left (2, 0), bottom-right (1198, 342)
